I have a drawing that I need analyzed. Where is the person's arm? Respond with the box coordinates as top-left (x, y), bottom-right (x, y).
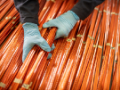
top-left (43, 0), bottom-right (105, 39)
top-left (14, 0), bottom-right (39, 24)
top-left (71, 0), bottom-right (105, 20)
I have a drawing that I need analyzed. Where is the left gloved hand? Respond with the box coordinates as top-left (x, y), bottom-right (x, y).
top-left (22, 22), bottom-right (53, 62)
top-left (43, 10), bottom-right (79, 39)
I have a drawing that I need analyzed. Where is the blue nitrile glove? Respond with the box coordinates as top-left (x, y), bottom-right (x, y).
top-left (43, 10), bottom-right (79, 39)
top-left (22, 22), bottom-right (52, 62)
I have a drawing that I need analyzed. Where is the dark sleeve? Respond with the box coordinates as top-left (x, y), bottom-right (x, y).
top-left (71, 0), bottom-right (105, 20)
top-left (14, 0), bottom-right (39, 25)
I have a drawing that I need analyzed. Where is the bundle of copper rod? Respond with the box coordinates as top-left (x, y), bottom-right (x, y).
top-left (0, 0), bottom-right (120, 90)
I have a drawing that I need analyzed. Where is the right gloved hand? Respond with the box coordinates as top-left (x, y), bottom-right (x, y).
top-left (22, 22), bottom-right (53, 62)
top-left (43, 10), bottom-right (79, 40)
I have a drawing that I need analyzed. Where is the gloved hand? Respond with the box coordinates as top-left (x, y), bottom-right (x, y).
top-left (43, 10), bottom-right (79, 39)
top-left (22, 22), bottom-right (52, 62)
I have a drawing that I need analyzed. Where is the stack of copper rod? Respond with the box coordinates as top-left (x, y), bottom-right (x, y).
top-left (0, 0), bottom-right (120, 90)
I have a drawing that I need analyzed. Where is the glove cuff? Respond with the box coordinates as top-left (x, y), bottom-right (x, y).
top-left (69, 10), bottom-right (80, 21)
top-left (23, 22), bottom-right (38, 29)
top-left (22, 22), bottom-right (40, 36)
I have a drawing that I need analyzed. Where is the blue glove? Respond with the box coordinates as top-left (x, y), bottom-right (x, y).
top-left (22, 22), bottom-right (52, 62)
top-left (43, 10), bottom-right (79, 39)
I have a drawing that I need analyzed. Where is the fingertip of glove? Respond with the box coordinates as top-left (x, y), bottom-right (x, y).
top-left (42, 46), bottom-right (51, 52)
top-left (22, 56), bottom-right (25, 63)
top-left (51, 44), bottom-right (55, 50)
top-left (44, 44), bottom-right (55, 52)
top-left (54, 32), bottom-right (60, 40)
top-left (54, 33), bottom-right (64, 40)
top-left (47, 53), bottom-right (52, 59)
top-left (55, 35), bottom-right (62, 40)
top-left (43, 23), bottom-right (48, 28)
top-left (46, 48), bottom-right (51, 52)
top-left (55, 36), bottom-right (58, 40)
